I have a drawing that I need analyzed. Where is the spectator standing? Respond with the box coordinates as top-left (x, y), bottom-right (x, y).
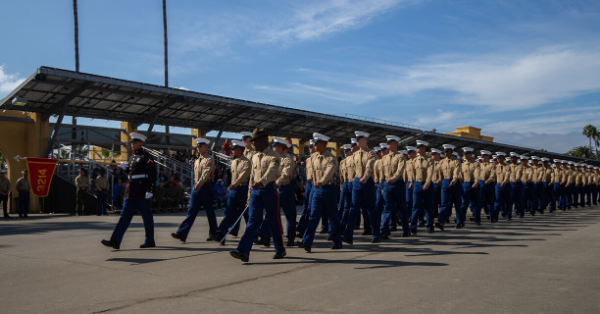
top-left (16, 170), bottom-right (30, 218)
top-left (113, 178), bottom-right (123, 208)
top-left (223, 139), bottom-right (231, 156)
top-left (75, 168), bottom-right (89, 216)
top-left (96, 169), bottom-right (110, 216)
top-left (0, 169), bottom-right (11, 218)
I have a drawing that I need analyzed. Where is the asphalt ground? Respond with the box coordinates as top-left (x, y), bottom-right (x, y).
top-left (1, 205), bottom-right (600, 314)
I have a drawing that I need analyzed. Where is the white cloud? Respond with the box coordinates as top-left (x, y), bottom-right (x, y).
top-left (365, 47), bottom-right (600, 110)
top-left (256, 0), bottom-right (412, 45)
top-left (486, 110), bottom-right (600, 134)
top-left (254, 82), bottom-right (376, 105)
top-left (0, 65), bottom-right (25, 96)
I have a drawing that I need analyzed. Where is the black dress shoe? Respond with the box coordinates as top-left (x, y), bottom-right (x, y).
top-left (171, 232), bottom-right (186, 242)
top-left (210, 234), bottom-right (223, 242)
top-left (257, 238), bottom-right (270, 247)
top-left (342, 237), bottom-right (353, 245)
top-left (140, 243), bottom-right (156, 248)
top-left (455, 224), bottom-right (463, 229)
top-left (319, 229), bottom-right (328, 234)
top-left (295, 240), bottom-right (305, 248)
top-left (230, 231), bottom-right (238, 237)
top-left (101, 239), bottom-right (120, 250)
top-left (427, 229), bottom-right (434, 234)
top-left (410, 229), bottom-right (417, 235)
top-left (475, 221), bottom-right (481, 226)
top-left (303, 244), bottom-right (311, 253)
top-left (445, 218), bottom-right (450, 223)
top-left (286, 240), bottom-right (295, 247)
top-left (273, 252), bottom-right (286, 259)
top-left (418, 222), bottom-right (426, 228)
top-left (390, 226), bottom-right (398, 231)
top-left (371, 237), bottom-right (380, 243)
top-left (4, 215), bottom-right (11, 218)
top-left (469, 217), bottom-right (475, 221)
top-left (435, 222), bottom-right (444, 231)
top-left (382, 233), bottom-right (389, 240)
top-left (327, 235), bottom-right (333, 241)
top-left (362, 230), bottom-right (372, 235)
top-left (230, 250), bottom-right (249, 262)
top-left (331, 243), bottom-right (343, 250)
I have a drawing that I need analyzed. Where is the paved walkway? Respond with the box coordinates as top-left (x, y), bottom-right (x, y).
top-left (1, 206), bottom-right (600, 313)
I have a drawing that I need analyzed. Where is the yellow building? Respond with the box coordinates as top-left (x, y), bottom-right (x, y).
top-left (445, 126), bottom-right (494, 142)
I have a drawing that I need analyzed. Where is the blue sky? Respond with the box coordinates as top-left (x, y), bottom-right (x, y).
top-left (1, 0), bottom-right (600, 153)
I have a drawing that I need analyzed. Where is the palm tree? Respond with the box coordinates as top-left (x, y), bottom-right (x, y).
top-left (95, 147), bottom-right (120, 161)
top-left (593, 128), bottom-right (600, 160)
top-left (566, 146), bottom-right (596, 159)
top-left (582, 124), bottom-right (597, 157)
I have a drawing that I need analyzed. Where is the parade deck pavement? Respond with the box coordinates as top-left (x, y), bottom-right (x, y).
top-left (1, 206), bottom-right (600, 314)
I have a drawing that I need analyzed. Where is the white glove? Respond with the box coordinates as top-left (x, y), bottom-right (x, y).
top-left (120, 162), bottom-right (127, 170)
top-left (145, 192), bottom-right (153, 199)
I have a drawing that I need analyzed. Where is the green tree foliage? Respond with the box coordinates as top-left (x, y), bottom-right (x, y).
top-left (566, 146), bottom-right (596, 159)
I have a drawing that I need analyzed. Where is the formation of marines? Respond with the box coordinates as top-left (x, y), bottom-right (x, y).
top-left (100, 130), bottom-right (600, 264)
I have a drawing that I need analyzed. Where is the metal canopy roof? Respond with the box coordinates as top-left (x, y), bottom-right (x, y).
top-left (1, 66), bottom-right (598, 165)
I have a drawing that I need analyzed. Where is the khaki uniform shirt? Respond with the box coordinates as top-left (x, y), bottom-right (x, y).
top-left (541, 166), bottom-right (552, 183)
top-left (431, 160), bottom-right (442, 184)
top-left (351, 148), bottom-right (376, 179)
top-left (312, 151), bottom-right (338, 186)
top-left (551, 167), bottom-right (562, 184)
top-left (495, 164), bottom-right (511, 185)
top-left (346, 155), bottom-right (356, 180)
top-left (194, 153), bottom-right (215, 187)
top-left (479, 163), bottom-right (496, 182)
top-left (230, 156), bottom-right (251, 187)
top-left (410, 154), bottom-right (435, 187)
top-left (373, 159), bottom-right (382, 184)
top-left (244, 146), bottom-right (257, 160)
top-left (16, 177), bottom-right (30, 192)
top-left (381, 151), bottom-right (405, 184)
top-left (574, 171), bottom-right (583, 185)
top-left (439, 157), bottom-right (460, 184)
top-left (404, 158), bottom-right (414, 183)
top-left (75, 175), bottom-right (89, 190)
top-left (460, 160), bottom-right (480, 185)
top-left (565, 169), bottom-right (574, 186)
top-left (0, 177), bottom-right (10, 194)
top-left (95, 175), bottom-right (110, 191)
top-left (248, 148), bottom-right (281, 196)
top-left (509, 164), bottom-right (522, 183)
top-left (305, 153), bottom-right (316, 182)
top-left (520, 165), bottom-right (533, 183)
top-left (276, 152), bottom-right (295, 186)
top-left (339, 159), bottom-right (347, 184)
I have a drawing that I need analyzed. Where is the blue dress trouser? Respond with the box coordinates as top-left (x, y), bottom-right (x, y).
top-left (538, 183), bottom-right (546, 212)
top-left (479, 180), bottom-right (494, 219)
top-left (550, 183), bottom-right (560, 212)
top-left (432, 183), bottom-right (441, 217)
top-left (376, 182), bottom-right (384, 217)
top-left (382, 180), bottom-right (409, 236)
top-left (176, 182), bottom-right (216, 239)
top-left (19, 191), bottom-right (29, 216)
top-left (593, 184), bottom-right (598, 205)
top-left (461, 182), bottom-right (480, 224)
top-left (405, 181), bottom-right (413, 221)
top-left (96, 191), bottom-right (108, 215)
top-left (577, 184), bottom-right (584, 207)
top-left (237, 185), bottom-right (285, 256)
top-left (297, 182), bottom-right (313, 233)
top-left (302, 184), bottom-right (342, 246)
top-left (345, 178), bottom-right (380, 241)
top-left (523, 182), bottom-right (535, 215)
top-left (338, 181), bottom-right (347, 216)
top-left (411, 181), bottom-right (434, 231)
top-left (216, 185), bottom-right (249, 236)
top-left (438, 179), bottom-right (461, 225)
top-left (495, 183), bottom-right (512, 220)
top-left (560, 185), bottom-right (568, 209)
top-left (510, 182), bottom-right (522, 216)
top-left (111, 198), bottom-right (154, 244)
top-left (585, 185), bottom-right (592, 206)
top-left (572, 185), bottom-right (579, 208)
top-left (279, 184), bottom-right (297, 242)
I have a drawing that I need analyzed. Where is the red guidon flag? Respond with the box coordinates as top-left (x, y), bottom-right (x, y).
top-left (26, 158), bottom-right (58, 197)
